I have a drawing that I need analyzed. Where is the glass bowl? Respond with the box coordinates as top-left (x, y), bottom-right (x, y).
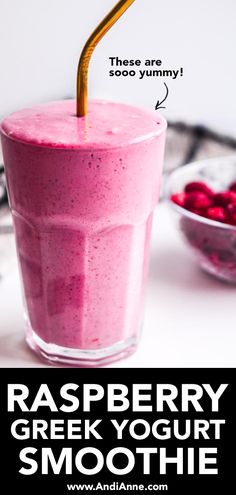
top-left (166, 155), bottom-right (236, 283)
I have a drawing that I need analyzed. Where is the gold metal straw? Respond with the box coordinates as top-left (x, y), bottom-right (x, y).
top-left (76, 0), bottom-right (135, 117)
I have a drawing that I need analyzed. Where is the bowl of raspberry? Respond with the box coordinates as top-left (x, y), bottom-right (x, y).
top-left (166, 156), bottom-right (236, 283)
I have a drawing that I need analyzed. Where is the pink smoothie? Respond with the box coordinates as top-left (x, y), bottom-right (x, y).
top-left (1, 100), bottom-right (166, 363)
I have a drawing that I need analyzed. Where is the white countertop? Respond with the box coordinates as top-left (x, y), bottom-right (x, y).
top-left (0, 202), bottom-right (235, 368)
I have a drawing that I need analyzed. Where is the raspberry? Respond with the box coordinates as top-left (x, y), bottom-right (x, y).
top-left (184, 181), bottom-right (214, 197)
top-left (185, 191), bottom-right (212, 211)
top-left (229, 181), bottom-right (236, 192)
top-left (226, 203), bottom-right (236, 215)
top-left (225, 203), bottom-right (236, 225)
top-left (171, 192), bottom-right (187, 207)
top-left (206, 206), bottom-right (226, 223)
top-left (171, 180), bottom-right (236, 228)
top-left (213, 191), bottom-right (236, 207)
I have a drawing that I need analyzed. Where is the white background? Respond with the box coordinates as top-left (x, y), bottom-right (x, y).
top-left (0, 1), bottom-right (236, 367)
top-left (0, 0), bottom-right (236, 134)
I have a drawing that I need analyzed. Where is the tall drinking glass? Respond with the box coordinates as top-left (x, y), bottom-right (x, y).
top-left (0, 100), bottom-right (166, 366)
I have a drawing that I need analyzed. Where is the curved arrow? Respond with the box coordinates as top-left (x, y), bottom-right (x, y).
top-left (155, 83), bottom-right (169, 110)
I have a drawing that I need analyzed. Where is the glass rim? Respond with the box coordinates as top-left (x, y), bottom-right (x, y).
top-left (0, 100), bottom-right (167, 151)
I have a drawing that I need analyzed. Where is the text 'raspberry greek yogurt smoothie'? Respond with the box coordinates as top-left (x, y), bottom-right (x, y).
top-left (0, 0), bottom-right (166, 366)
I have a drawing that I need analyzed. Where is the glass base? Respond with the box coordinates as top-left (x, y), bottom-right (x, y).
top-left (26, 327), bottom-right (138, 367)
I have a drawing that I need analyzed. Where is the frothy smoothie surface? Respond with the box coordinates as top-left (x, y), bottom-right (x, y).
top-left (1, 100), bottom-right (166, 149)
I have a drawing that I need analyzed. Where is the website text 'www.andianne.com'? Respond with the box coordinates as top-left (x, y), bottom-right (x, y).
top-left (66, 482), bottom-right (168, 491)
